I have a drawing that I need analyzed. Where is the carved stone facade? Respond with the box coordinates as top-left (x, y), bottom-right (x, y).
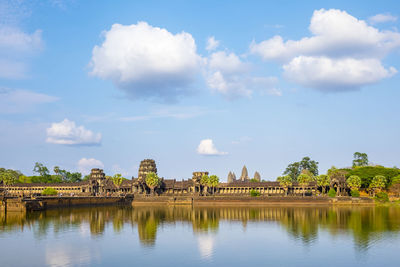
top-left (138, 159), bottom-right (157, 181)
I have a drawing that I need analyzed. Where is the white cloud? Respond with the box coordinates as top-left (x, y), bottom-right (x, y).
top-left (250, 9), bottom-right (400, 91)
top-left (283, 56), bottom-right (397, 91)
top-left (46, 119), bottom-right (102, 146)
top-left (197, 139), bottom-right (227, 156)
top-left (208, 51), bottom-right (249, 74)
top-left (0, 26), bottom-right (42, 52)
top-left (206, 36), bottom-right (220, 51)
top-left (0, 25), bottom-right (43, 79)
top-left (89, 22), bottom-right (202, 102)
top-left (77, 158), bottom-right (104, 175)
top-left (206, 51), bottom-right (279, 98)
top-left (369, 13), bottom-right (398, 24)
top-left (0, 88), bottom-right (58, 113)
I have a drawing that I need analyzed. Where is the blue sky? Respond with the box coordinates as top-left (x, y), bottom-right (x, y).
top-left (1, 0), bottom-right (400, 180)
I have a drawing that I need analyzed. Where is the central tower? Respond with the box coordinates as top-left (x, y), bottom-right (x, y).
top-left (138, 159), bottom-right (157, 181)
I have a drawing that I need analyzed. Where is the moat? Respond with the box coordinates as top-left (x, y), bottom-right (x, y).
top-left (1, 205), bottom-right (400, 267)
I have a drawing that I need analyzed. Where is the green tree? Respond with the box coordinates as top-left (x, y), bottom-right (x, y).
top-left (111, 174), bottom-right (125, 186)
top-left (145, 172), bottom-right (161, 195)
top-left (352, 152), bottom-right (368, 167)
top-left (316, 174), bottom-right (330, 194)
top-left (328, 188), bottom-right (336, 197)
top-left (18, 175), bottom-right (31, 183)
top-left (0, 171), bottom-right (17, 185)
top-left (207, 175), bottom-right (220, 195)
top-left (345, 166), bottom-right (400, 188)
top-left (347, 175), bottom-right (362, 191)
top-left (200, 174), bottom-right (209, 195)
top-left (33, 162), bottom-right (50, 178)
top-left (54, 166), bottom-right (60, 176)
top-left (42, 187), bottom-right (58, 196)
top-left (369, 175), bottom-right (386, 197)
top-left (277, 175), bottom-right (292, 196)
top-left (297, 173), bottom-right (312, 197)
top-left (283, 157), bottom-right (319, 181)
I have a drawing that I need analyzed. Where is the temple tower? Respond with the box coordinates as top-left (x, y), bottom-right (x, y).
top-left (240, 165), bottom-right (249, 182)
top-left (253, 171), bottom-right (261, 182)
top-left (227, 171), bottom-right (236, 183)
top-left (138, 159), bottom-right (157, 181)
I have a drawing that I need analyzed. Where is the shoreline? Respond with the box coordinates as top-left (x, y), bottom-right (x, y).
top-left (3, 195), bottom-right (396, 212)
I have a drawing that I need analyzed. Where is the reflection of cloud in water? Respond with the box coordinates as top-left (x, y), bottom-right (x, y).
top-left (197, 235), bottom-right (215, 260)
top-left (79, 224), bottom-right (90, 238)
top-left (45, 245), bottom-right (99, 267)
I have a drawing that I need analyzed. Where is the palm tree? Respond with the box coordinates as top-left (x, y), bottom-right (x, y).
top-left (297, 173), bottom-right (312, 197)
top-left (208, 175), bottom-right (220, 195)
top-left (145, 172), bottom-right (161, 195)
top-left (369, 175), bottom-right (386, 197)
top-left (200, 175), bottom-right (209, 196)
top-left (277, 175), bottom-right (292, 196)
top-left (317, 174), bottom-right (330, 195)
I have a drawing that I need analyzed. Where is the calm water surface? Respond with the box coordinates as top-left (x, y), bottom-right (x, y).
top-left (1, 205), bottom-right (400, 267)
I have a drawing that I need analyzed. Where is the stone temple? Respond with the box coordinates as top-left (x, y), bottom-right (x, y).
top-left (2, 159), bottom-right (317, 197)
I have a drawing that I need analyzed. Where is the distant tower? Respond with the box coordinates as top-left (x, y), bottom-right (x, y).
top-left (253, 171), bottom-right (261, 182)
top-left (240, 165), bottom-right (249, 182)
top-left (138, 159), bottom-right (157, 181)
top-left (227, 171), bottom-right (234, 183)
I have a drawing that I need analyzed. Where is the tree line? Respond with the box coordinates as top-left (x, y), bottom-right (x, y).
top-left (277, 152), bottom-right (400, 198)
top-left (0, 162), bottom-right (128, 186)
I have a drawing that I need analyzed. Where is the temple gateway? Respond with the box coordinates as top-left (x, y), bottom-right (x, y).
top-left (1, 159), bottom-right (316, 197)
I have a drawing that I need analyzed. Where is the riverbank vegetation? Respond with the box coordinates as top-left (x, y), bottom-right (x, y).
top-left (277, 152), bottom-right (400, 202)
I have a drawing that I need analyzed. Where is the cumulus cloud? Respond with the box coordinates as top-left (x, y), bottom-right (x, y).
top-left (197, 139), bottom-right (227, 156)
top-left (0, 88), bottom-right (58, 113)
top-left (250, 9), bottom-right (400, 91)
top-left (369, 13), bottom-right (398, 24)
top-left (89, 22), bottom-right (202, 102)
top-left (283, 56), bottom-right (397, 91)
top-left (46, 119), bottom-right (102, 146)
top-left (206, 51), bottom-right (280, 98)
top-left (77, 158), bottom-right (104, 175)
top-left (206, 36), bottom-right (219, 51)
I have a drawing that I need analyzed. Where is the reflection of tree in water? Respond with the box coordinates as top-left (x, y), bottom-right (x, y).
top-left (279, 208), bottom-right (319, 244)
top-left (135, 208), bottom-right (162, 246)
top-left (191, 208), bottom-right (219, 233)
top-left (1, 206), bottom-right (400, 250)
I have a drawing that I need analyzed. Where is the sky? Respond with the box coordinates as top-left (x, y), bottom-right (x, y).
top-left (1, 0), bottom-right (400, 181)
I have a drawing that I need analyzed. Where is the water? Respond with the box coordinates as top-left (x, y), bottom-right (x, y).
top-left (1, 205), bottom-right (400, 267)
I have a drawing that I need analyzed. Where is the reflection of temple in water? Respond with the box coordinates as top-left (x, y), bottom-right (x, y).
top-left (1, 206), bottom-right (400, 249)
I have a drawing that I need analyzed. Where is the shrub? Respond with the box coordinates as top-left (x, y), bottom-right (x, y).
top-left (350, 190), bottom-right (360, 197)
top-left (250, 189), bottom-right (261, 197)
top-left (42, 187), bottom-right (58, 196)
top-left (375, 192), bottom-right (389, 202)
top-left (328, 188), bottom-right (336, 198)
